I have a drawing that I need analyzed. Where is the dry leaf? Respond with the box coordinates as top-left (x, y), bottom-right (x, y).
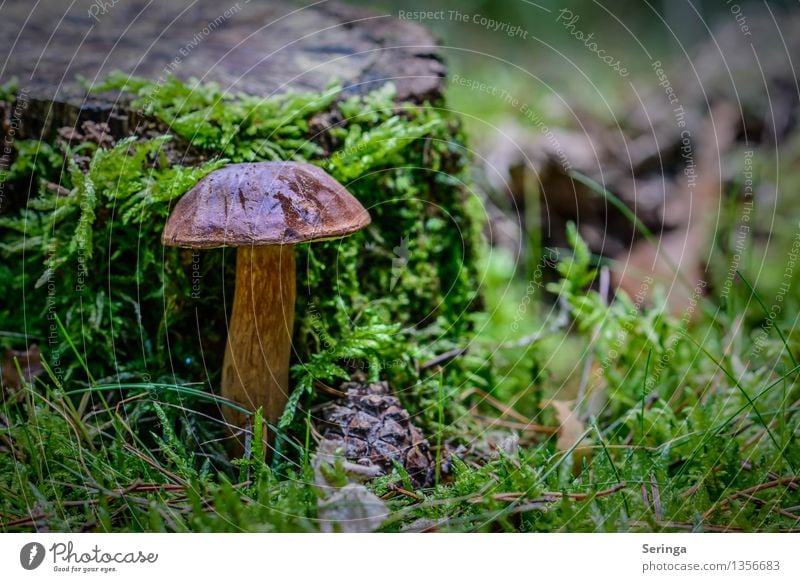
top-left (2, 344), bottom-right (44, 393)
top-left (313, 438), bottom-right (384, 488)
top-left (470, 430), bottom-right (520, 461)
top-left (546, 400), bottom-right (592, 471)
top-left (317, 483), bottom-right (388, 533)
top-left (313, 439), bottom-right (388, 533)
top-left (312, 439), bottom-right (389, 533)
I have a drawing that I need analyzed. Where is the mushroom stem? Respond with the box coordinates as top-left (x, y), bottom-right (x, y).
top-left (221, 244), bottom-right (295, 453)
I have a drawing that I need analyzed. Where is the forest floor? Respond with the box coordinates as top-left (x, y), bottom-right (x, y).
top-left (2, 57), bottom-right (800, 532)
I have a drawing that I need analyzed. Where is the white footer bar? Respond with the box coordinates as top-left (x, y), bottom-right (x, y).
top-left (1, 533), bottom-right (798, 581)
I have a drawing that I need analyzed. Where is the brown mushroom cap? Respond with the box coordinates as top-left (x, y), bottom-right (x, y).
top-left (162, 162), bottom-right (371, 248)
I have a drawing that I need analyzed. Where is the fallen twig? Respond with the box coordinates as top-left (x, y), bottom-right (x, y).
top-left (702, 476), bottom-right (800, 520)
top-left (629, 519), bottom-right (745, 533)
top-left (650, 473), bottom-right (663, 521)
top-left (420, 347), bottom-right (469, 371)
top-left (460, 387), bottom-right (530, 423)
top-left (736, 492), bottom-right (800, 521)
top-left (473, 482), bottom-right (627, 505)
top-left (472, 415), bottom-right (557, 434)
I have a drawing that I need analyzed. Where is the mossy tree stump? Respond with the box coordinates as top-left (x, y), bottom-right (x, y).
top-left (0, 0), bottom-right (444, 140)
top-left (0, 0), bottom-right (480, 455)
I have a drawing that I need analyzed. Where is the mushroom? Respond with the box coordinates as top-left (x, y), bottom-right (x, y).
top-left (162, 162), bottom-right (371, 452)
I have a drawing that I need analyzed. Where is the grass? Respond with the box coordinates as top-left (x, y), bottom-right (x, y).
top-left (1, 75), bottom-right (799, 533)
top-left (2, 223), bottom-right (798, 532)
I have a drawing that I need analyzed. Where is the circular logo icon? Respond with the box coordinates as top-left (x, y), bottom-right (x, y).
top-left (20, 542), bottom-right (46, 570)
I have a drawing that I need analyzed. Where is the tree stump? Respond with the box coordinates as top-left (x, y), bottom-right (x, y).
top-left (0, 1), bottom-right (477, 455)
top-left (0, 0), bottom-right (445, 140)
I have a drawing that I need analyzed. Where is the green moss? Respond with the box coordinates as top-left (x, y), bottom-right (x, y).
top-left (0, 75), bottom-right (482, 432)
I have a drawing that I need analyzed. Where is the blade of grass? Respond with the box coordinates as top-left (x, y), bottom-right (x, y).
top-left (53, 313), bottom-right (95, 385)
top-left (303, 408), bottom-right (312, 475)
top-left (538, 427), bottom-right (593, 483)
top-left (640, 349), bottom-right (651, 444)
top-left (435, 372), bottom-right (444, 486)
top-left (591, 420), bottom-right (630, 516)
top-left (569, 169), bottom-right (696, 294)
top-left (484, 427), bottom-right (593, 527)
top-left (736, 269), bottom-right (798, 368)
top-left (568, 170), bottom-right (655, 242)
top-left (64, 383), bottom-right (253, 416)
top-left (662, 362), bottom-right (800, 453)
top-left (686, 334), bottom-right (795, 473)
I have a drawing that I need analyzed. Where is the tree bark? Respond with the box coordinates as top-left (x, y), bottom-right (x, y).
top-left (0, 0), bottom-right (444, 141)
